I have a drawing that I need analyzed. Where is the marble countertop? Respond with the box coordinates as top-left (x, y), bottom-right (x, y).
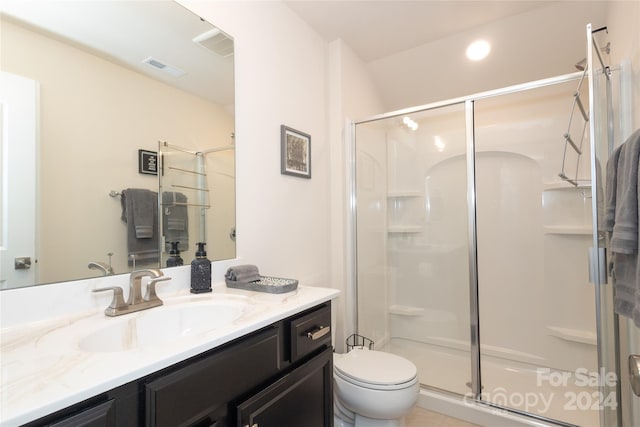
top-left (0, 282), bottom-right (339, 427)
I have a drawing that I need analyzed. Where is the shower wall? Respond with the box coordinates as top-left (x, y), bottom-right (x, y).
top-left (356, 77), bottom-right (599, 426)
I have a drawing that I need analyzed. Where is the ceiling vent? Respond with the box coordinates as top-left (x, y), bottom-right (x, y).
top-left (193, 28), bottom-right (234, 57)
top-left (142, 57), bottom-right (186, 77)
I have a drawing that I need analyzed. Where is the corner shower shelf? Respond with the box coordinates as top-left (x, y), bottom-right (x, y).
top-left (543, 226), bottom-right (592, 235)
top-left (388, 191), bottom-right (423, 233)
top-left (388, 304), bottom-right (425, 316)
top-left (387, 191), bottom-right (422, 198)
top-left (543, 182), bottom-right (591, 191)
top-left (388, 226), bottom-right (422, 233)
top-left (547, 326), bottom-right (597, 346)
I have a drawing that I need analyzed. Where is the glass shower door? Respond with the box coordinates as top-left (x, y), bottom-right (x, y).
top-left (473, 73), bottom-right (614, 425)
top-left (355, 103), bottom-right (473, 395)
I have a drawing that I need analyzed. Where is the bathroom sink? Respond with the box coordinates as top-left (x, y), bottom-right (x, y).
top-left (79, 302), bottom-right (245, 353)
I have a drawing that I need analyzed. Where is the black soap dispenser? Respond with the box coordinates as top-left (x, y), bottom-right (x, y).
top-left (190, 242), bottom-right (212, 293)
top-left (166, 241), bottom-right (184, 267)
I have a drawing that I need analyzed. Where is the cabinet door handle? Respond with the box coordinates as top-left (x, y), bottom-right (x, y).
top-left (307, 325), bottom-right (330, 340)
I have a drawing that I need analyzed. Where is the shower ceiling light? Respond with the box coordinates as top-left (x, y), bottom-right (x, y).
top-left (402, 116), bottom-right (418, 131)
top-left (466, 40), bottom-right (491, 61)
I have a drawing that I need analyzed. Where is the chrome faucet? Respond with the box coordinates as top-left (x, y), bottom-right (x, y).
top-left (88, 261), bottom-right (114, 276)
top-left (88, 252), bottom-right (115, 276)
top-left (93, 269), bottom-right (171, 316)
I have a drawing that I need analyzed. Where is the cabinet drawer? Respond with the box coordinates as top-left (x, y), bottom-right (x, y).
top-left (145, 326), bottom-right (281, 427)
top-left (236, 346), bottom-right (333, 427)
top-left (25, 399), bottom-right (116, 427)
top-left (289, 304), bottom-right (331, 362)
top-left (48, 400), bottom-right (115, 427)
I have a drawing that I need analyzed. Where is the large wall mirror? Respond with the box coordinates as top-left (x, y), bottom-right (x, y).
top-left (0, 1), bottom-right (236, 290)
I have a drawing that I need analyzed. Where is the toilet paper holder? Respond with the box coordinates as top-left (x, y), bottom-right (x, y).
top-left (346, 334), bottom-right (374, 351)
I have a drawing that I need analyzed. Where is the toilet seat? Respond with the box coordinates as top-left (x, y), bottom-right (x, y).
top-left (334, 349), bottom-right (417, 391)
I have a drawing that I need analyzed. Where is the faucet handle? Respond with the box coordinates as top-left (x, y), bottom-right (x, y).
top-left (93, 286), bottom-right (127, 315)
top-left (144, 276), bottom-right (171, 302)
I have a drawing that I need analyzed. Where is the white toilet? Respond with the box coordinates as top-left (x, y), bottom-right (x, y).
top-left (333, 348), bottom-right (420, 427)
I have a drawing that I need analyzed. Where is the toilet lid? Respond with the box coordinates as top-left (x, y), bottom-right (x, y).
top-left (334, 349), bottom-right (417, 386)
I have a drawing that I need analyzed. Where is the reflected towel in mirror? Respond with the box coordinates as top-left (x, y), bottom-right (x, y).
top-left (121, 188), bottom-right (159, 265)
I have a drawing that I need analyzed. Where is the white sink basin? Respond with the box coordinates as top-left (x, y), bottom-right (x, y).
top-left (79, 302), bottom-right (245, 353)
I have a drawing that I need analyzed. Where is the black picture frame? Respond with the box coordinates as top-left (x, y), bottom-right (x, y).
top-left (281, 125), bottom-right (311, 179)
top-left (138, 149), bottom-right (158, 175)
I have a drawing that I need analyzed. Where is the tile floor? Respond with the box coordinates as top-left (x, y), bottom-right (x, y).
top-left (405, 406), bottom-right (481, 427)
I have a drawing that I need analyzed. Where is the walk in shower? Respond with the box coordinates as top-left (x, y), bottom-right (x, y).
top-left (350, 26), bottom-right (619, 426)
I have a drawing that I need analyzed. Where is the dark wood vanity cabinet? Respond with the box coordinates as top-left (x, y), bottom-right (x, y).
top-left (24, 302), bottom-right (333, 427)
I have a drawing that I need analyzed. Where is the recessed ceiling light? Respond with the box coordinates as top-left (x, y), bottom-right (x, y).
top-left (466, 40), bottom-right (491, 61)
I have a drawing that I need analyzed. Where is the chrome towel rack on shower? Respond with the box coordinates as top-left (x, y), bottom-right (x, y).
top-left (558, 26), bottom-right (610, 187)
top-left (558, 68), bottom-right (589, 187)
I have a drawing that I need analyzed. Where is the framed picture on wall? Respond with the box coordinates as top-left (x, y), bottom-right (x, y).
top-left (281, 125), bottom-right (311, 179)
top-left (138, 149), bottom-right (158, 175)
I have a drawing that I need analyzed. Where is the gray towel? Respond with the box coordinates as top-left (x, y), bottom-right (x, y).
top-left (121, 188), bottom-right (159, 265)
top-left (605, 129), bottom-right (640, 324)
top-left (225, 265), bottom-right (261, 282)
top-left (611, 130), bottom-right (640, 254)
top-left (604, 144), bottom-right (622, 232)
top-left (162, 192), bottom-right (189, 252)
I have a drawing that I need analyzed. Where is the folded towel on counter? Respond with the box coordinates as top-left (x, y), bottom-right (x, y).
top-left (121, 188), bottom-right (159, 265)
top-left (225, 264), bottom-right (261, 282)
top-left (162, 191), bottom-right (189, 252)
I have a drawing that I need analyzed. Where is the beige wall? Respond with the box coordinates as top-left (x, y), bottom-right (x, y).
top-left (180, 1), bottom-right (331, 287)
top-left (1, 18), bottom-right (234, 283)
top-left (327, 39), bottom-right (386, 350)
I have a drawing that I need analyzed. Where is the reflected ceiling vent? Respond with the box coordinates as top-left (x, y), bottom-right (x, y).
top-left (142, 57), bottom-right (186, 77)
top-left (193, 28), bottom-right (234, 57)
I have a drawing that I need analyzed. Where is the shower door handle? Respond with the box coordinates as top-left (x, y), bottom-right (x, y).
top-left (629, 355), bottom-right (640, 396)
top-left (588, 247), bottom-right (608, 285)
